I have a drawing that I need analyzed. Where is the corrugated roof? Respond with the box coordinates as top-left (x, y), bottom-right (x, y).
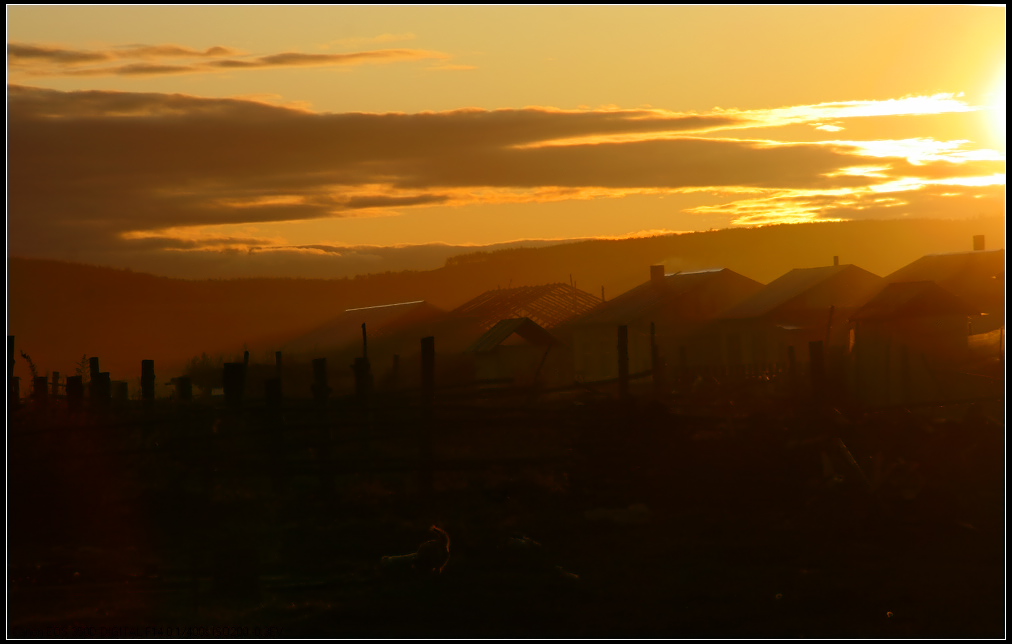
top-left (851, 281), bottom-right (979, 321)
top-left (721, 264), bottom-right (881, 320)
top-left (573, 268), bottom-right (759, 326)
top-left (451, 283), bottom-right (602, 331)
top-left (467, 318), bottom-right (557, 354)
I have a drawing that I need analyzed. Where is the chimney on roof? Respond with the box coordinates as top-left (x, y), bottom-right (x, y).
top-left (650, 265), bottom-right (665, 284)
top-left (833, 256), bottom-right (839, 266)
top-left (973, 235), bottom-right (985, 251)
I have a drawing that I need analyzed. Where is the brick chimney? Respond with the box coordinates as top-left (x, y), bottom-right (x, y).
top-left (973, 235), bottom-right (985, 251)
top-left (650, 265), bottom-right (665, 284)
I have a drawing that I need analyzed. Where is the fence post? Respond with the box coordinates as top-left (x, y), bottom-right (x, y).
top-left (353, 323), bottom-right (373, 404)
top-left (33, 375), bottom-right (48, 409)
top-left (141, 360), bottom-right (156, 408)
top-left (352, 357), bottom-right (373, 403)
top-left (222, 362), bottom-right (246, 409)
top-left (311, 358), bottom-right (330, 405)
top-left (92, 372), bottom-right (112, 411)
top-left (66, 376), bottom-right (84, 413)
top-left (175, 376), bottom-right (193, 403)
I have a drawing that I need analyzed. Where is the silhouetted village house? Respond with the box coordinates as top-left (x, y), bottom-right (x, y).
top-left (884, 241), bottom-right (1004, 334)
top-left (849, 280), bottom-right (980, 406)
top-left (699, 262), bottom-right (883, 381)
top-left (845, 236), bottom-right (1006, 405)
top-left (564, 266), bottom-right (763, 382)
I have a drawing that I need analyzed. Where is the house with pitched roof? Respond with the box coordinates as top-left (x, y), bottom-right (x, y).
top-left (702, 262), bottom-right (883, 375)
top-left (563, 266), bottom-right (763, 382)
top-left (849, 280), bottom-right (980, 406)
top-left (884, 244), bottom-right (1004, 334)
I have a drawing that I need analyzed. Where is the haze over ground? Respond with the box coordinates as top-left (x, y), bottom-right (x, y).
top-left (6, 5), bottom-right (1005, 280)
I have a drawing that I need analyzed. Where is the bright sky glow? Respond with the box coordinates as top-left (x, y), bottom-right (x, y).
top-left (6, 5), bottom-right (1006, 277)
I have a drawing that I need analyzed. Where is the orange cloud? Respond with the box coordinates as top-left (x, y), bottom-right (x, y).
top-left (8, 41), bottom-right (450, 77)
top-left (8, 42), bottom-right (241, 65)
top-left (7, 85), bottom-right (1003, 262)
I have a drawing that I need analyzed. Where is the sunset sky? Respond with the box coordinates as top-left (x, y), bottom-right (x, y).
top-left (7, 5), bottom-right (1006, 278)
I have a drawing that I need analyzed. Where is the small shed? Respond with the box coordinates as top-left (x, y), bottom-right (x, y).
top-left (466, 318), bottom-right (566, 387)
top-left (850, 281), bottom-right (979, 406)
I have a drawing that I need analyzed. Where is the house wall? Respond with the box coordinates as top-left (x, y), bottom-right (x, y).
top-left (476, 343), bottom-right (568, 387)
top-left (569, 271), bottom-right (764, 383)
top-left (851, 314), bottom-right (971, 407)
top-left (572, 320), bottom-right (691, 382)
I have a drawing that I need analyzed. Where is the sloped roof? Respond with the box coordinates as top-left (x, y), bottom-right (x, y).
top-left (451, 283), bottom-right (601, 331)
top-left (286, 300), bottom-right (446, 354)
top-left (467, 318), bottom-right (557, 354)
top-left (572, 268), bottom-right (759, 326)
top-left (886, 249), bottom-right (1004, 284)
top-left (885, 250), bottom-right (1004, 310)
top-left (852, 281), bottom-right (980, 321)
top-left (722, 264), bottom-right (882, 320)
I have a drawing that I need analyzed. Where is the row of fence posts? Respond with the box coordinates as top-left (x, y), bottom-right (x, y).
top-left (8, 340), bottom-right (433, 414)
top-left (208, 327), bottom-right (436, 413)
top-left (8, 327), bottom-right (828, 416)
top-left (3, 336), bottom-right (190, 415)
top-left (7, 352), bottom-right (168, 414)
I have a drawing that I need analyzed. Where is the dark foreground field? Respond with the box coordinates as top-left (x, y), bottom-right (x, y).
top-left (7, 392), bottom-right (1005, 639)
